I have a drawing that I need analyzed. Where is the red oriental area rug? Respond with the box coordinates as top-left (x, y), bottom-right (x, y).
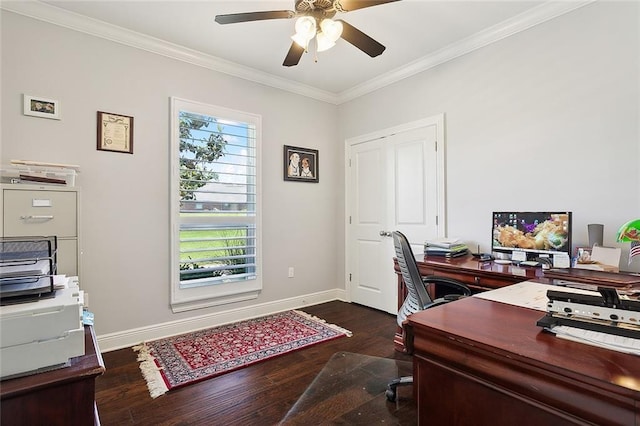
top-left (133, 310), bottom-right (352, 398)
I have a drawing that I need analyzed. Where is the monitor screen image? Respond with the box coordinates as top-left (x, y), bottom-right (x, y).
top-left (492, 211), bottom-right (572, 257)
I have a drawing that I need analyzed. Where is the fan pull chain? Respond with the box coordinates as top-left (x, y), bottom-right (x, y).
top-left (313, 38), bottom-right (319, 63)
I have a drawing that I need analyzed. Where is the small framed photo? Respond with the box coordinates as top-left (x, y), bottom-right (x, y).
top-left (97, 111), bottom-right (134, 154)
top-left (23, 94), bottom-right (60, 120)
top-left (284, 145), bottom-right (318, 183)
top-left (575, 246), bottom-right (593, 264)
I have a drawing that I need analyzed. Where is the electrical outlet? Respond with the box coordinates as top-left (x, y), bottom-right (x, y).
top-left (288, 267), bottom-right (294, 278)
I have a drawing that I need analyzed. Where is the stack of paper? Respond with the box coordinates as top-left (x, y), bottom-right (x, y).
top-left (550, 325), bottom-right (640, 356)
top-left (424, 238), bottom-right (469, 258)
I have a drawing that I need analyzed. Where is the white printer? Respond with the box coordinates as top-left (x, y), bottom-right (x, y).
top-left (0, 282), bottom-right (85, 378)
top-left (0, 237), bottom-right (85, 378)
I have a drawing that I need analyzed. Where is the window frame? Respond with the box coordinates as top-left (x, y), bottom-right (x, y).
top-left (169, 97), bottom-right (262, 313)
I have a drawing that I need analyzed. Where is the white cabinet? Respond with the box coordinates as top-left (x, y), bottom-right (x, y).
top-left (1, 184), bottom-right (80, 277)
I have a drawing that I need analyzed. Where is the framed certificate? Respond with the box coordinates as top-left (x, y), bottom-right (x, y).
top-left (97, 111), bottom-right (134, 154)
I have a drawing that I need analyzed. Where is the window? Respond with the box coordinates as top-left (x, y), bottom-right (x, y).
top-left (170, 97), bottom-right (261, 312)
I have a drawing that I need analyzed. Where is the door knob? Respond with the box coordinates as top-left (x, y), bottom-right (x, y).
top-left (379, 231), bottom-right (392, 237)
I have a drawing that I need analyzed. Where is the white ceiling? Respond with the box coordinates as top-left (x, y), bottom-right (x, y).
top-left (4, 1), bottom-right (592, 103)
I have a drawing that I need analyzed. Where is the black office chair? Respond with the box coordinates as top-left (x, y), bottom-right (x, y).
top-left (386, 231), bottom-right (471, 402)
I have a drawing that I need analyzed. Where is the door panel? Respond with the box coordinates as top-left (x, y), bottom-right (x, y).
top-left (391, 125), bottom-right (439, 254)
top-left (350, 140), bottom-right (389, 310)
top-left (395, 141), bottom-right (425, 224)
top-left (347, 117), bottom-right (444, 314)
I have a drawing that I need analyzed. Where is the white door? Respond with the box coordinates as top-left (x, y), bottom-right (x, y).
top-left (346, 116), bottom-right (445, 314)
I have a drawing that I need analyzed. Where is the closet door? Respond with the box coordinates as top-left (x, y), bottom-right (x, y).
top-left (347, 116), bottom-right (444, 314)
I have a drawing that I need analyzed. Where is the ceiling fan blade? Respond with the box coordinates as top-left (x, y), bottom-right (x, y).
top-left (334, 0), bottom-right (401, 12)
top-left (283, 42), bottom-right (305, 67)
top-left (337, 20), bottom-right (385, 57)
top-left (215, 10), bottom-right (295, 25)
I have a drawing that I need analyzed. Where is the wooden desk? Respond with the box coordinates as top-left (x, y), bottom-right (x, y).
top-left (544, 267), bottom-right (640, 287)
top-left (394, 255), bottom-right (546, 351)
top-left (0, 326), bottom-right (105, 425)
top-left (407, 296), bottom-right (640, 426)
top-left (394, 254), bottom-right (640, 351)
top-left (414, 255), bottom-right (546, 292)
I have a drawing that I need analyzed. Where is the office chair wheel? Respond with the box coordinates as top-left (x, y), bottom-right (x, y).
top-left (386, 376), bottom-right (411, 402)
top-left (385, 387), bottom-right (397, 402)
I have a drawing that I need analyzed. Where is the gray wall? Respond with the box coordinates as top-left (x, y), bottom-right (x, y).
top-left (338, 1), bottom-right (639, 271)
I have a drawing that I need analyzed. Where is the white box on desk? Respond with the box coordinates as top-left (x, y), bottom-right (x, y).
top-left (0, 286), bottom-right (84, 348)
top-left (0, 326), bottom-right (85, 378)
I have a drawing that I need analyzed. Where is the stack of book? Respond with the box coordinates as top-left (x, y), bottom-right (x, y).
top-left (424, 238), bottom-right (469, 258)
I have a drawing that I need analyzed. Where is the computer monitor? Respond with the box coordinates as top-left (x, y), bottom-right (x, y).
top-left (491, 211), bottom-right (572, 260)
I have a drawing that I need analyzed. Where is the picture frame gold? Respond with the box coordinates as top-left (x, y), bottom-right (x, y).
top-left (283, 145), bottom-right (318, 183)
top-left (97, 111), bottom-right (134, 154)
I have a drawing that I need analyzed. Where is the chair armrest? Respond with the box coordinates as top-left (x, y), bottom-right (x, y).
top-left (443, 294), bottom-right (467, 301)
top-left (421, 275), bottom-right (472, 296)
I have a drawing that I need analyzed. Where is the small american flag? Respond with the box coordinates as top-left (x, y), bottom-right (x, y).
top-left (630, 241), bottom-right (640, 264)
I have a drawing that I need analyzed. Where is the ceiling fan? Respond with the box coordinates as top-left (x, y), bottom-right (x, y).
top-left (214, 0), bottom-right (401, 67)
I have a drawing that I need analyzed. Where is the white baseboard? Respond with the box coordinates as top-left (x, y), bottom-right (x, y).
top-left (97, 288), bottom-right (348, 352)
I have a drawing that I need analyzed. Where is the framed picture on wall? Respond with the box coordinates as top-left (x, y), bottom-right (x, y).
top-left (23, 94), bottom-right (60, 120)
top-left (283, 145), bottom-right (318, 183)
top-left (97, 111), bottom-right (134, 154)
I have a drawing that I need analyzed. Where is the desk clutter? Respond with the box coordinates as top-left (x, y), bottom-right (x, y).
top-left (537, 285), bottom-right (640, 354)
top-left (474, 281), bottom-right (640, 355)
top-left (573, 245), bottom-right (622, 272)
top-left (424, 238), bottom-right (469, 258)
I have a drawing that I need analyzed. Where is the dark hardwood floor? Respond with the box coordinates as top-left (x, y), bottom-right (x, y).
top-left (95, 301), bottom-right (416, 425)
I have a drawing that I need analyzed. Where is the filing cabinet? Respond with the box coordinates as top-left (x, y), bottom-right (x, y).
top-left (1, 184), bottom-right (80, 277)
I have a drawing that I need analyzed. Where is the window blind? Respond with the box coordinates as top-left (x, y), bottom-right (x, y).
top-left (178, 111), bottom-right (257, 288)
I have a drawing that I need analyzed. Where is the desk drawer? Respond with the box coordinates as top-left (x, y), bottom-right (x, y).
top-left (3, 190), bottom-right (77, 237)
top-left (429, 270), bottom-right (518, 291)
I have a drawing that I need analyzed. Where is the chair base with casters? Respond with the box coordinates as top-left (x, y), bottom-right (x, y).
top-left (386, 376), bottom-right (413, 401)
top-left (386, 231), bottom-right (471, 403)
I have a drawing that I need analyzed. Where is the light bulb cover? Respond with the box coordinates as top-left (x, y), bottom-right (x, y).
top-left (316, 32), bottom-right (336, 52)
top-left (320, 19), bottom-right (343, 42)
top-left (294, 16), bottom-right (316, 39)
top-left (291, 33), bottom-right (311, 49)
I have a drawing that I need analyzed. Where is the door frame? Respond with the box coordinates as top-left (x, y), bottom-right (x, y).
top-left (344, 114), bottom-right (447, 302)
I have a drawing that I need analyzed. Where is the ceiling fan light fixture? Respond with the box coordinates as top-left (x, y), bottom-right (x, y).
top-left (215, 0), bottom-right (398, 67)
top-left (291, 15), bottom-right (317, 48)
top-left (291, 33), bottom-right (310, 49)
top-left (320, 18), bottom-right (343, 42)
top-left (294, 16), bottom-right (316, 37)
top-left (316, 32), bottom-right (336, 52)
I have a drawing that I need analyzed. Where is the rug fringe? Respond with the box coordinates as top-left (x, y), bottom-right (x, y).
top-left (293, 309), bottom-right (353, 337)
top-left (132, 343), bottom-right (169, 399)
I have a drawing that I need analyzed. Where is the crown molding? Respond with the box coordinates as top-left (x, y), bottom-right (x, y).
top-left (2, 0), bottom-right (594, 105)
top-left (337, 0), bottom-right (595, 103)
